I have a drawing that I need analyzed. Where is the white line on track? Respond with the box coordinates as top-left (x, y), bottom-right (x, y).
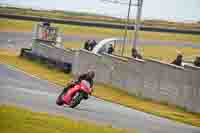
top-left (15, 87), bottom-right (57, 97)
top-left (3, 64), bottom-right (61, 87)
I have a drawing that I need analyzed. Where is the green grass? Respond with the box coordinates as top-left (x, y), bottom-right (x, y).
top-left (0, 105), bottom-right (133, 133)
top-left (0, 49), bottom-right (199, 127)
top-left (0, 18), bottom-right (200, 43)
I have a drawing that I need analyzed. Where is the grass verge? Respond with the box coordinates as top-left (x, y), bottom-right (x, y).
top-left (0, 48), bottom-right (199, 127)
top-left (0, 18), bottom-right (200, 43)
top-left (0, 105), bottom-right (133, 133)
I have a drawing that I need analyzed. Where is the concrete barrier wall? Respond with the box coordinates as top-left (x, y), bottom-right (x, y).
top-left (102, 54), bottom-right (128, 88)
top-left (31, 44), bottom-right (200, 113)
top-left (144, 59), bottom-right (186, 106)
top-left (32, 43), bottom-right (55, 59)
top-left (32, 43), bottom-right (75, 64)
top-left (94, 54), bottom-right (111, 84)
top-left (74, 49), bottom-right (98, 74)
top-left (184, 65), bottom-right (200, 112)
top-left (116, 58), bottom-right (145, 95)
top-left (47, 46), bottom-right (61, 61)
top-left (74, 50), bottom-right (200, 113)
top-left (162, 64), bottom-right (185, 107)
top-left (32, 42), bottom-right (49, 57)
top-left (122, 58), bottom-right (145, 95)
top-left (73, 49), bottom-right (109, 83)
top-left (143, 59), bottom-right (161, 100)
top-left (59, 48), bottom-right (76, 64)
top-left (76, 50), bottom-right (115, 84)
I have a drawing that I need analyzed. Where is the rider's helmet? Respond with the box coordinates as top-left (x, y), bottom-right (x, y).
top-left (87, 70), bottom-right (95, 79)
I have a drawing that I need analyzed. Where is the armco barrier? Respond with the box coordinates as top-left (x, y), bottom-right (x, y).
top-left (30, 45), bottom-right (200, 113)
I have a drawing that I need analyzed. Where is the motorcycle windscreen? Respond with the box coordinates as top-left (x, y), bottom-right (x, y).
top-left (81, 80), bottom-right (91, 88)
top-left (81, 80), bottom-right (92, 93)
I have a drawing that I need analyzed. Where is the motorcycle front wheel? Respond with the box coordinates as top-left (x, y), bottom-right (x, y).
top-left (56, 91), bottom-right (65, 106)
top-left (56, 86), bottom-right (70, 106)
top-left (69, 91), bottom-right (84, 108)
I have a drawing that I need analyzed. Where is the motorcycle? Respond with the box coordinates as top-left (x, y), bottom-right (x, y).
top-left (56, 80), bottom-right (92, 108)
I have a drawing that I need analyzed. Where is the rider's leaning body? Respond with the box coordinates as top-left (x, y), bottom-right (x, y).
top-left (63, 71), bottom-right (95, 93)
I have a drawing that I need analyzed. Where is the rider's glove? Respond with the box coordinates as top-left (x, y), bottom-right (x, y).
top-left (71, 79), bottom-right (79, 84)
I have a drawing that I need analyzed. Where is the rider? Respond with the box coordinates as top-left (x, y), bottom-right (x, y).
top-left (62, 70), bottom-right (95, 94)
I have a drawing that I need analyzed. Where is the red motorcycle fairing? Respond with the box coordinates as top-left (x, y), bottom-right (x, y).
top-left (62, 82), bottom-right (92, 105)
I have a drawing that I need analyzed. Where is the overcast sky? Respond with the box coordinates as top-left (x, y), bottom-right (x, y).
top-left (0, 0), bottom-right (200, 22)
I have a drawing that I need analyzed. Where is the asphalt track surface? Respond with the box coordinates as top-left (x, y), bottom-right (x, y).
top-left (0, 31), bottom-right (200, 50)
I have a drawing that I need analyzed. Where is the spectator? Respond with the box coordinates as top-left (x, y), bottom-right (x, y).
top-left (42, 22), bottom-right (50, 40)
top-left (43, 21), bottom-right (50, 27)
top-left (84, 40), bottom-right (90, 50)
top-left (194, 56), bottom-right (200, 67)
top-left (131, 48), bottom-right (143, 59)
top-left (89, 40), bottom-right (97, 51)
top-left (171, 53), bottom-right (183, 66)
top-left (107, 44), bottom-right (114, 54)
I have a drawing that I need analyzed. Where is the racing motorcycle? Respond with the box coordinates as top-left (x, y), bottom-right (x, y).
top-left (56, 80), bottom-right (92, 108)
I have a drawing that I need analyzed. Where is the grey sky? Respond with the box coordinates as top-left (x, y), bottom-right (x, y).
top-left (0, 0), bottom-right (200, 22)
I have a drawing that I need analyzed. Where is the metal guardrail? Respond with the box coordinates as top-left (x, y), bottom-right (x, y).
top-left (0, 13), bottom-right (200, 35)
